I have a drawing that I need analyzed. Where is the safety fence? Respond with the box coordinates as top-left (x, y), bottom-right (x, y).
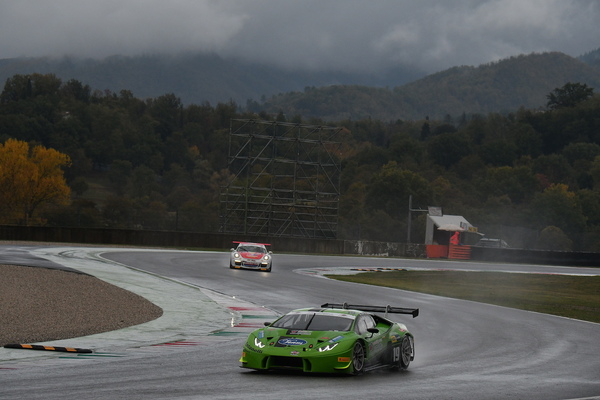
top-left (0, 225), bottom-right (597, 267)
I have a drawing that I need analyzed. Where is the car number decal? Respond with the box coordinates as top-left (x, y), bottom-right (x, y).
top-left (393, 346), bottom-right (401, 362)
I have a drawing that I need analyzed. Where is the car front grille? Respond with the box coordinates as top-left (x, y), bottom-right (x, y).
top-left (269, 356), bottom-right (304, 369)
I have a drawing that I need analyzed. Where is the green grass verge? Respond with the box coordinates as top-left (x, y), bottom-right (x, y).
top-left (327, 270), bottom-right (600, 323)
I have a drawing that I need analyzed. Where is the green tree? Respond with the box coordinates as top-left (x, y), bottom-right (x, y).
top-left (562, 142), bottom-right (600, 166)
top-left (577, 189), bottom-right (600, 227)
top-left (529, 184), bottom-right (586, 237)
top-left (177, 197), bottom-right (220, 232)
top-left (338, 181), bottom-right (369, 239)
top-left (535, 226), bottom-right (573, 251)
top-left (365, 162), bottom-right (430, 217)
top-left (45, 198), bottom-right (101, 227)
top-left (102, 196), bottom-right (136, 228)
top-left (475, 165), bottom-right (538, 203)
top-left (591, 155), bottom-right (600, 191)
top-left (359, 209), bottom-right (402, 242)
top-left (511, 123), bottom-right (543, 158)
top-left (478, 140), bottom-right (518, 166)
top-left (60, 79), bottom-right (91, 103)
top-left (108, 160), bottom-right (133, 195)
top-left (0, 73), bottom-right (61, 103)
top-left (427, 132), bottom-right (470, 168)
top-left (388, 132), bottom-right (424, 168)
top-left (532, 154), bottom-right (573, 187)
top-left (420, 120), bottom-right (431, 140)
top-left (546, 82), bottom-right (594, 109)
top-left (138, 200), bottom-right (168, 230)
top-left (148, 93), bottom-right (183, 140)
top-left (130, 165), bottom-right (160, 198)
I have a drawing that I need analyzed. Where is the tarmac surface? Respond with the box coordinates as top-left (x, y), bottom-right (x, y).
top-left (2, 245), bottom-right (600, 400)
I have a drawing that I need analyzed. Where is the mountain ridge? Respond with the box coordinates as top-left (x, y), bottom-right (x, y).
top-left (261, 51), bottom-right (600, 121)
top-left (1, 49), bottom-right (599, 121)
top-left (0, 52), bottom-right (423, 107)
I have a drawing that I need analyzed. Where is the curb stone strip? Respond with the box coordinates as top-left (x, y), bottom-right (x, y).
top-left (4, 344), bottom-right (93, 353)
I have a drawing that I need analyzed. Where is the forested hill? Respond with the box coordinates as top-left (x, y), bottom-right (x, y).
top-left (259, 52), bottom-right (600, 121)
top-left (0, 53), bottom-right (423, 108)
top-left (1, 50), bottom-right (600, 121)
top-left (580, 47), bottom-right (600, 69)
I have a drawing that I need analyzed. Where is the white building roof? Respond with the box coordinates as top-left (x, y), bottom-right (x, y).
top-left (424, 214), bottom-right (475, 244)
top-left (428, 215), bottom-right (472, 231)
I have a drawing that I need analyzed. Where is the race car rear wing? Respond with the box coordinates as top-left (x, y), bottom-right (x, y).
top-left (321, 303), bottom-right (419, 318)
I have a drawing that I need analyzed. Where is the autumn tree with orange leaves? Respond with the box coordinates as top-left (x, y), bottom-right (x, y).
top-left (0, 139), bottom-right (71, 225)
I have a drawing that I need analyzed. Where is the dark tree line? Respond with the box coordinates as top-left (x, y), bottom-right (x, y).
top-left (1, 74), bottom-right (599, 251)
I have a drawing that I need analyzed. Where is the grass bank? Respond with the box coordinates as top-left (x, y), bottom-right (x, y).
top-left (327, 270), bottom-right (600, 323)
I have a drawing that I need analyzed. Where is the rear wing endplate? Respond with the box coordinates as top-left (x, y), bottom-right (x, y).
top-left (321, 303), bottom-right (419, 318)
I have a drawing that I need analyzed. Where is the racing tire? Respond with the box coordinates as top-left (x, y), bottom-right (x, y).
top-left (351, 341), bottom-right (365, 375)
top-left (229, 264), bottom-right (235, 269)
top-left (398, 336), bottom-right (412, 370)
top-left (266, 264), bottom-right (272, 272)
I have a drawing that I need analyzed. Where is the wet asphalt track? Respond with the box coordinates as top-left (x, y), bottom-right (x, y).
top-left (1, 246), bottom-right (599, 400)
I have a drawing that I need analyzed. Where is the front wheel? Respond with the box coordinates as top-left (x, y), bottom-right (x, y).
top-left (352, 342), bottom-right (365, 375)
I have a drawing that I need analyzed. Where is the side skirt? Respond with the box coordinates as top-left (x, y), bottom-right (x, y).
top-left (363, 362), bottom-right (393, 373)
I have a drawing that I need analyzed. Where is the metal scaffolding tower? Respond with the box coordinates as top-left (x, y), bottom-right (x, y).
top-left (220, 119), bottom-right (343, 238)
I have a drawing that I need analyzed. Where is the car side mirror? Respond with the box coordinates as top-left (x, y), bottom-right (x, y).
top-left (263, 321), bottom-right (272, 326)
top-left (230, 248), bottom-right (235, 251)
top-left (366, 327), bottom-right (379, 337)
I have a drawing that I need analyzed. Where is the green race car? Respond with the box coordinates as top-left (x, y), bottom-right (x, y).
top-left (240, 303), bottom-right (419, 375)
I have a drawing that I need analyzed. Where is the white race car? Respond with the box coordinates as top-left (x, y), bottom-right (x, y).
top-left (229, 242), bottom-right (273, 272)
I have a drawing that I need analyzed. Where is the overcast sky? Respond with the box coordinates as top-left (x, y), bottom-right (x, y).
top-left (1, 0), bottom-right (598, 74)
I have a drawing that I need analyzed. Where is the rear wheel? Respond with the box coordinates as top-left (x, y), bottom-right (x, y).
top-left (352, 342), bottom-right (365, 375)
top-left (398, 336), bottom-right (412, 370)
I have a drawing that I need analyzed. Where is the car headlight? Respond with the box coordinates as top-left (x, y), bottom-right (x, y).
top-left (318, 343), bottom-right (338, 352)
top-left (263, 254), bottom-right (271, 261)
top-left (254, 337), bottom-right (265, 348)
top-left (233, 252), bottom-right (241, 258)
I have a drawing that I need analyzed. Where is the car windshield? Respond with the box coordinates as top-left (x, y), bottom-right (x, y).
top-left (238, 245), bottom-right (265, 253)
top-left (272, 312), bottom-right (353, 331)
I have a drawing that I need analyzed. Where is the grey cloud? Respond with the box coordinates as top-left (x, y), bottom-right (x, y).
top-left (0, 0), bottom-right (598, 74)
